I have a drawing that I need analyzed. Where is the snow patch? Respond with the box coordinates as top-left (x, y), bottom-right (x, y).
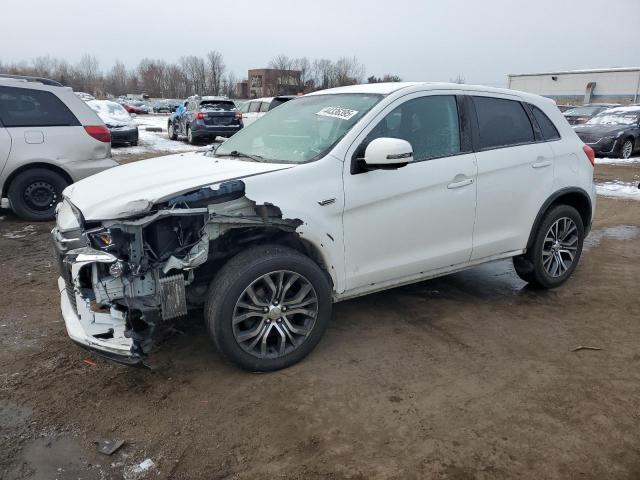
top-left (595, 181), bottom-right (640, 200)
top-left (3, 225), bottom-right (36, 239)
top-left (111, 114), bottom-right (217, 156)
top-left (596, 156), bottom-right (640, 165)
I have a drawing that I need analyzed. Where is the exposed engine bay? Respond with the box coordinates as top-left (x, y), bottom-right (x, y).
top-left (53, 180), bottom-right (304, 365)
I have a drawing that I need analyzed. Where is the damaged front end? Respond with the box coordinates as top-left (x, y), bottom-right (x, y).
top-left (53, 180), bottom-right (301, 366)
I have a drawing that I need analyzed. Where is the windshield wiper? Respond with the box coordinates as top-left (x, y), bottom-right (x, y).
top-left (223, 150), bottom-right (264, 162)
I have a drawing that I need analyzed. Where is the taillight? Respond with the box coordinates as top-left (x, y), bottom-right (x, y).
top-left (234, 112), bottom-right (243, 124)
top-left (84, 125), bottom-right (111, 143)
top-left (195, 112), bottom-right (205, 120)
top-left (583, 145), bottom-right (595, 166)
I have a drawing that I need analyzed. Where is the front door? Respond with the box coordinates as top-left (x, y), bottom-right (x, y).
top-left (342, 93), bottom-right (478, 291)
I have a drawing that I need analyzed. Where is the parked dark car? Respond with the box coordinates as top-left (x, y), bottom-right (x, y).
top-left (574, 106), bottom-right (640, 158)
top-left (88, 100), bottom-right (139, 146)
top-left (563, 103), bottom-right (620, 125)
top-left (167, 96), bottom-right (242, 144)
top-left (152, 100), bottom-right (172, 113)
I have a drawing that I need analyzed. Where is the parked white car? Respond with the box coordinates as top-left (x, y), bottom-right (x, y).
top-left (239, 95), bottom-right (296, 126)
top-left (53, 82), bottom-right (596, 371)
top-left (0, 75), bottom-right (117, 220)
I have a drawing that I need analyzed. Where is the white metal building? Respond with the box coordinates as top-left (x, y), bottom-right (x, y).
top-left (507, 68), bottom-right (640, 105)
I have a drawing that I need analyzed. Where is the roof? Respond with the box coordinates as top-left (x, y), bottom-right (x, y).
top-left (508, 67), bottom-right (640, 78)
top-left (601, 106), bottom-right (640, 114)
top-left (306, 82), bottom-right (534, 98)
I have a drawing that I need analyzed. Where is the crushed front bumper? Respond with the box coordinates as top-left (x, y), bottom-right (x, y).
top-left (58, 276), bottom-right (144, 366)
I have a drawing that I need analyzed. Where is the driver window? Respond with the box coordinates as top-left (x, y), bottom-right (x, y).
top-left (359, 95), bottom-right (461, 161)
top-left (249, 101), bottom-right (261, 113)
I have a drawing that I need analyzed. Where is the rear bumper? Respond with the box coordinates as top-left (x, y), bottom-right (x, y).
top-left (67, 157), bottom-right (120, 182)
top-left (110, 127), bottom-right (138, 145)
top-left (191, 123), bottom-right (242, 138)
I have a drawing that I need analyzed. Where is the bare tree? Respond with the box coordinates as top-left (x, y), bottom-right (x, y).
top-left (293, 57), bottom-right (310, 91)
top-left (312, 58), bottom-right (334, 90)
top-left (450, 74), bottom-right (466, 84)
top-left (76, 54), bottom-right (101, 94)
top-left (205, 51), bottom-right (226, 95)
top-left (105, 60), bottom-right (128, 96)
top-left (334, 56), bottom-right (364, 87)
top-left (180, 56), bottom-right (207, 96)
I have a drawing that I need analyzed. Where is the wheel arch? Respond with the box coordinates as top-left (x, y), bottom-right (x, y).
top-left (526, 187), bottom-right (592, 249)
top-left (2, 162), bottom-right (73, 198)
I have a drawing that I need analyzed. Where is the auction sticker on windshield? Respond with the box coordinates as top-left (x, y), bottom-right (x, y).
top-left (316, 106), bottom-right (359, 120)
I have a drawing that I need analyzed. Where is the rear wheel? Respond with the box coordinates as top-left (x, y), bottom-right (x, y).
top-left (186, 126), bottom-right (196, 145)
top-left (8, 168), bottom-right (68, 221)
top-left (205, 245), bottom-right (332, 372)
top-left (513, 204), bottom-right (584, 289)
top-left (620, 138), bottom-right (634, 159)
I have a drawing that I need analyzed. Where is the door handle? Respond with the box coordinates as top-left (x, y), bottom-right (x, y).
top-left (532, 160), bottom-right (552, 169)
top-left (447, 178), bottom-right (474, 189)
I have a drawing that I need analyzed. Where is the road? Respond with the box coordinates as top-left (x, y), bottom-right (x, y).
top-left (1, 157), bottom-right (639, 479)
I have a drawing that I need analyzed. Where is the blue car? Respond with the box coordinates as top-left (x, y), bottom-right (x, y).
top-left (168, 96), bottom-right (242, 144)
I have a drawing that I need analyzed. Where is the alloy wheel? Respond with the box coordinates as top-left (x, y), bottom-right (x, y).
top-left (232, 270), bottom-right (318, 359)
top-left (622, 140), bottom-right (633, 159)
top-left (542, 217), bottom-right (579, 277)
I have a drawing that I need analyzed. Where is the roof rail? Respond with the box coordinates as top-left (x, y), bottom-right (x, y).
top-left (0, 73), bottom-right (64, 87)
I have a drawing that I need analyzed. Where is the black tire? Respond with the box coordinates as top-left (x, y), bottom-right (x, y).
top-left (205, 245), bottom-right (332, 372)
top-left (168, 121), bottom-right (177, 140)
top-left (186, 126), bottom-right (197, 145)
top-left (513, 204), bottom-right (584, 289)
top-left (619, 138), bottom-right (634, 159)
top-left (8, 168), bottom-right (68, 221)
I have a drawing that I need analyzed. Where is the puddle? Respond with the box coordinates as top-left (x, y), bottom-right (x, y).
top-left (585, 225), bottom-right (640, 249)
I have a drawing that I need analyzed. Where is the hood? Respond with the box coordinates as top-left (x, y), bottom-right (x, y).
top-left (573, 124), bottom-right (631, 137)
top-left (63, 152), bottom-right (294, 220)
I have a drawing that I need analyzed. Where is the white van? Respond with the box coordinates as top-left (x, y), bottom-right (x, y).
top-left (0, 75), bottom-right (117, 220)
top-left (53, 82), bottom-right (595, 371)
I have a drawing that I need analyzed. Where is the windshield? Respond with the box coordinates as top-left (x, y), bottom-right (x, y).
top-left (587, 110), bottom-right (640, 126)
top-left (200, 100), bottom-right (236, 111)
top-left (215, 93), bottom-right (382, 163)
top-left (565, 106), bottom-right (603, 116)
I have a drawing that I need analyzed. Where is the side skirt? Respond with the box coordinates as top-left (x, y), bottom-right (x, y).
top-left (333, 249), bottom-right (525, 302)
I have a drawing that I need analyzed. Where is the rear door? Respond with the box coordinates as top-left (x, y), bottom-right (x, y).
top-left (469, 94), bottom-right (555, 259)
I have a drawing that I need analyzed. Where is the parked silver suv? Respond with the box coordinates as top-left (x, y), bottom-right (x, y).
top-left (0, 75), bottom-right (118, 220)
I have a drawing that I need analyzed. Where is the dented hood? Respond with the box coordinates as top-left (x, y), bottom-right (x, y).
top-left (63, 152), bottom-right (293, 220)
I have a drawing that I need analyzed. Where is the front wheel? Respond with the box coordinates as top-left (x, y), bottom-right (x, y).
top-left (513, 204), bottom-right (584, 289)
top-left (619, 139), bottom-right (634, 159)
top-left (205, 245), bottom-right (332, 371)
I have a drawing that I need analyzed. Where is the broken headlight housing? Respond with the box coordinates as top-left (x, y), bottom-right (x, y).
top-left (89, 229), bottom-right (115, 250)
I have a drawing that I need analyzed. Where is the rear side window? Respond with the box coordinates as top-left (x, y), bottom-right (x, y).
top-left (530, 105), bottom-right (561, 141)
top-left (0, 86), bottom-right (80, 128)
top-left (259, 101), bottom-right (270, 113)
top-left (248, 101), bottom-right (261, 113)
top-left (473, 96), bottom-right (534, 149)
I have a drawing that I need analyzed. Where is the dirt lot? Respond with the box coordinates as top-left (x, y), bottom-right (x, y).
top-left (1, 157), bottom-right (639, 479)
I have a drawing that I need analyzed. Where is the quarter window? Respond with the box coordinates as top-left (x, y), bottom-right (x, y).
top-left (530, 105), bottom-right (561, 141)
top-left (0, 86), bottom-right (79, 128)
top-left (473, 96), bottom-right (534, 149)
top-left (362, 95), bottom-right (461, 161)
top-left (259, 101), bottom-right (270, 113)
top-left (248, 101), bottom-right (261, 113)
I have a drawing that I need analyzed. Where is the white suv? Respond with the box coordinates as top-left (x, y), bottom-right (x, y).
top-left (52, 82), bottom-right (595, 371)
top-left (0, 75), bottom-right (117, 220)
top-left (239, 95), bottom-right (296, 126)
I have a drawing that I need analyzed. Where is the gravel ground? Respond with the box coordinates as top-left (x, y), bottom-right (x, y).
top-left (0, 155), bottom-right (639, 480)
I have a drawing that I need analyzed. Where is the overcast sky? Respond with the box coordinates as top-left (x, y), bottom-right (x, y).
top-left (2, 0), bottom-right (639, 86)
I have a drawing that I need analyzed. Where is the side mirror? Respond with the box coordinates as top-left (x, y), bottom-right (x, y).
top-left (364, 138), bottom-right (413, 169)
